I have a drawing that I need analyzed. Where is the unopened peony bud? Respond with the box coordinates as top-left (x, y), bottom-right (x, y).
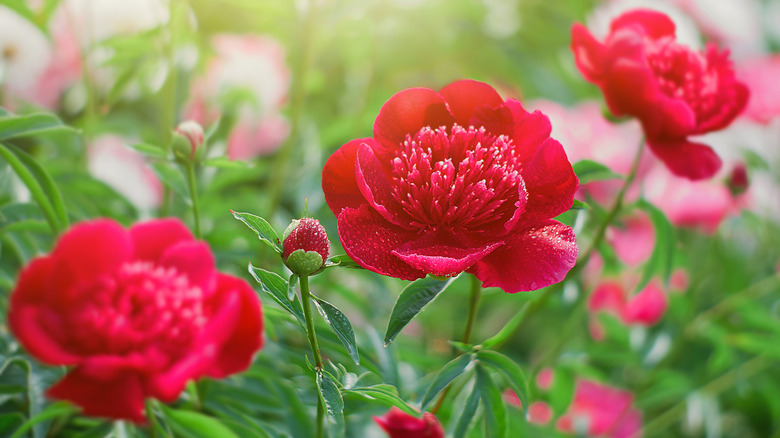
top-left (282, 218), bottom-right (330, 276)
top-left (172, 120), bottom-right (205, 162)
top-left (727, 163), bottom-right (749, 196)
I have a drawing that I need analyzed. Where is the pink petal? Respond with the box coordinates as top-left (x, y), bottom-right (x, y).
top-left (47, 368), bottom-right (146, 423)
top-left (130, 218), bottom-right (194, 263)
top-left (205, 274), bottom-right (264, 378)
top-left (51, 219), bottom-right (131, 289)
top-left (610, 9), bottom-right (677, 39)
top-left (607, 212), bottom-right (655, 267)
top-left (571, 23), bottom-right (607, 82)
top-left (159, 240), bottom-right (218, 296)
top-left (373, 87), bottom-right (455, 155)
top-left (468, 220), bottom-right (578, 293)
top-left (438, 79), bottom-right (511, 133)
top-left (588, 281), bottom-right (626, 314)
top-left (356, 142), bottom-right (412, 228)
top-left (337, 205), bottom-right (426, 281)
top-left (391, 228), bottom-right (502, 277)
top-left (520, 138), bottom-right (579, 221)
top-left (647, 138), bottom-right (722, 180)
top-left (621, 281), bottom-right (667, 325)
top-left (322, 138), bottom-right (370, 215)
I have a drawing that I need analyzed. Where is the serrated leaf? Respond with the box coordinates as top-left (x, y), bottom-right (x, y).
top-left (421, 354), bottom-right (474, 410)
top-left (324, 254), bottom-right (363, 269)
top-left (312, 296), bottom-right (360, 366)
top-left (129, 142), bottom-right (168, 159)
top-left (150, 161), bottom-right (191, 204)
top-left (0, 113), bottom-right (78, 141)
top-left (475, 365), bottom-right (507, 438)
top-left (635, 199), bottom-right (674, 293)
top-left (163, 407), bottom-right (241, 438)
top-left (316, 370), bottom-right (345, 438)
top-left (231, 211), bottom-right (282, 253)
top-left (573, 159), bottom-right (623, 184)
top-left (476, 350), bottom-right (529, 413)
top-left (454, 383), bottom-right (482, 438)
top-left (248, 263), bottom-right (305, 327)
top-left (344, 386), bottom-right (417, 416)
top-left (384, 276), bottom-right (457, 346)
top-left (204, 157), bottom-right (249, 169)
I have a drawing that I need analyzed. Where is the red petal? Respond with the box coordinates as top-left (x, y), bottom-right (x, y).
top-left (130, 218), bottom-right (194, 263)
top-left (322, 138), bottom-right (370, 216)
top-left (356, 142), bottom-right (412, 228)
top-left (337, 205), bottom-right (426, 281)
top-left (654, 97), bottom-right (697, 139)
top-left (696, 81), bottom-right (750, 133)
top-left (391, 228), bottom-right (502, 277)
top-left (610, 9), bottom-right (677, 39)
top-left (205, 274), bottom-right (264, 378)
top-left (468, 220), bottom-right (578, 293)
top-left (52, 219), bottom-right (131, 289)
top-left (588, 282), bottom-right (626, 314)
top-left (439, 80), bottom-right (511, 134)
top-left (601, 62), bottom-right (664, 127)
top-left (521, 138), bottom-right (579, 221)
top-left (159, 240), bottom-right (217, 296)
top-left (48, 368), bottom-right (146, 423)
top-left (505, 100), bottom-right (552, 162)
top-left (647, 138), bottom-right (722, 180)
top-left (373, 87), bottom-right (455, 154)
top-left (571, 23), bottom-right (607, 82)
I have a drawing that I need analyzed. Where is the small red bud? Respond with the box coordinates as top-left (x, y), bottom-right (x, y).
top-left (282, 218), bottom-right (330, 276)
top-left (727, 163), bottom-right (749, 196)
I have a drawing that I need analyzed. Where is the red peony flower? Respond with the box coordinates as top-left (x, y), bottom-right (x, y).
top-left (322, 80), bottom-right (579, 293)
top-left (374, 407), bottom-right (444, 438)
top-left (8, 218), bottom-right (264, 423)
top-left (571, 9), bottom-right (749, 180)
top-left (556, 379), bottom-right (643, 438)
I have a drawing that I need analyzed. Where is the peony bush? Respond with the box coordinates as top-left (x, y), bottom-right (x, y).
top-left (0, 2), bottom-right (778, 438)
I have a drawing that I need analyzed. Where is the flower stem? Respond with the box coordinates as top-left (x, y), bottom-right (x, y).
top-left (185, 163), bottom-right (201, 238)
top-left (299, 275), bottom-right (324, 438)
top-left (144, 400), bottom-right (159, 438)
top-left (431, 274), bottom-right (482, 414)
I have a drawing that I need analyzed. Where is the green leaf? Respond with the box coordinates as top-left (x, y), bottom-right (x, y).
top-left (323, 254), bottom-right (363, 269)
top-left (150, 161), bottom-right (191, 204)
top-left (0, 113), bottom-right (78, 141)
top-left (454, 383), bottom-right (482, 438)
top-left (3, 144), bottom-right (68, 227)
top-left (231, 211), bottom-right (282, 253)
top-left (569, 199), bottom-right (589, 211)
top-left (572, 159), bottom-right (623, 184)
top-left (128, 142), bottom-right (168, 159)
top-left (10, 402), bottom-right (78, 438)
top-left (312, 295), bottom-right (360, 365)
top-left (421, 354), bottom-right (474, 410)
top-left (163, 407), bottom-right (241, 438)
top-left (384, 276), bottom-right (457, 346)
top-left (344, 385), bottom-right (417, 416)
top-left (635, 199), bottom-right (675, 293)
top-left (248, 263), bottom-right (305, 327)
top-left (476, 350), bottom-right (529, 413)
top-left (287, 273), bottom-right (298, 301)
top-left (316, 370), bottom-right (345, 438)
top-left (475, 365), bottom-right (507, 438)
top-left (204, 157), bottom-right (249, 169)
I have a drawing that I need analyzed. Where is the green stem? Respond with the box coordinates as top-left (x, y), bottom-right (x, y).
top-left (462, 274), bottom-right (482, 345)
top-left (145, 400), bottom-right (159, 438)
top-left (638, 355), bottom-right (769, 438)
top-left (185, 163), bottom-right (201, 238)
top-left (300, 276), bottom-right (324, 438)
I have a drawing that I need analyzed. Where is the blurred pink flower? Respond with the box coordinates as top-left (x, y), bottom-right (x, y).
top-left (674, 0), bottom-right (765, 58)
top-left (606, 211), bottom-right (655, 267)
top-left (528, 401), bottom-right (553, 425)
top-left (669, 268), bottom-right (690, 293)
top-left (588, 278), bottom-right (667, 340)
top-left (529, 101), bottom-right (650, 206)
top-left (185, 34), bottom-right (291, 160)
top-left (536, 368), bottom-right (554, 391)
top-left (87, 136), bottom-right (163, 213)
top-left (557, 379), bottom-right (643, 438)
top-left (738, 56), bottom-right (780, 124)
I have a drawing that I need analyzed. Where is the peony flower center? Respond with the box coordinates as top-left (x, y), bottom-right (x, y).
top-left (390, 125), bottom-right (524, 230)
top-left (644, 37), bottom-right (723, 124)
top-left (69, 261), bottom-right (208, 359)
